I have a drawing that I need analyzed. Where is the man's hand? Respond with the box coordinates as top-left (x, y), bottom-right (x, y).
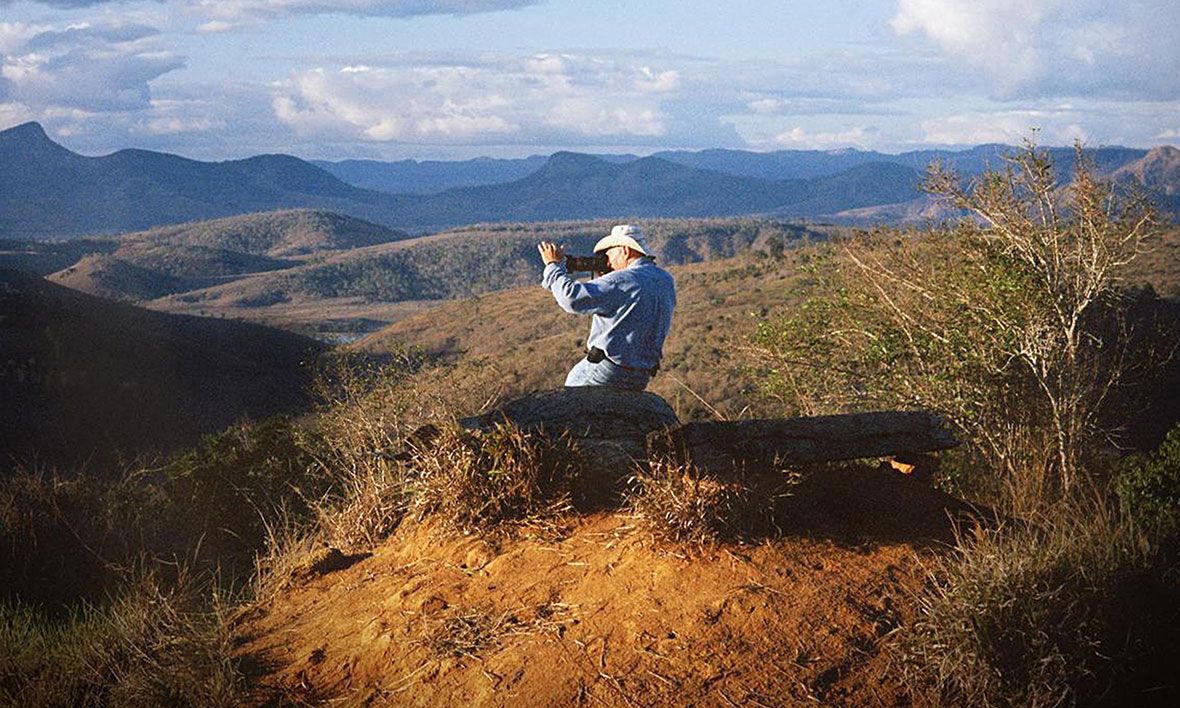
top-left (538, 241), bottom-right (565, 266)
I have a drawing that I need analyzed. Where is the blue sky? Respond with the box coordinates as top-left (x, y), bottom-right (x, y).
top-left (1, 0), bottom-right (1177, 160)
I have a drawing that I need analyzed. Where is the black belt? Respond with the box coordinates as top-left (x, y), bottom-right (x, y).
top-left (587, 347), bottom-right (659, 375)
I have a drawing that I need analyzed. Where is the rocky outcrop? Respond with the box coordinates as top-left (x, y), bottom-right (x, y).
top-left (461, 387), bottom-right (678, 448)
top-left (459, 387), bottom-right (680, 486)
top-left (649, 410), bottom-right (958, 472)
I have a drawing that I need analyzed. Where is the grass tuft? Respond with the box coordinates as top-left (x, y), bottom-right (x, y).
top-left (627, 458), bottom-right (789, 544)
top-left (408, 423), bottom-right (586, 534)
top-left (1, 568), bottom-right (245, 707)
top-left (899, 501), bottom-right (1180, 705)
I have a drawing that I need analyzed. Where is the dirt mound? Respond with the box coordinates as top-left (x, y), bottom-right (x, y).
top-left (237, 464), bottom-right (979, 705)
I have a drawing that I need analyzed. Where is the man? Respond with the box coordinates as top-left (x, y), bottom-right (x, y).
top-left (538, 224), bottom-right (676, 391)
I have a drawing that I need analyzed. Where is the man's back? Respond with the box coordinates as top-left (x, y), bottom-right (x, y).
top-left (584, 259), bottom-right (675, 371)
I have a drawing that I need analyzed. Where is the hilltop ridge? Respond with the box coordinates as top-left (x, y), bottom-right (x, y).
top-left (0, 268), bottom-right (323, 468)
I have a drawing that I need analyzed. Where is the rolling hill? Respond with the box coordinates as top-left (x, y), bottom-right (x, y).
top-left (46, 209), bottom-right (408, 302)
top-left (0, 268), bottom-right (324, 470)
top-left (36, 214), bottom-right (827, 339)
top-left (140, 218), bottom-right (828, 335)
top-left (1113, 146), bottom-right (1180, 215)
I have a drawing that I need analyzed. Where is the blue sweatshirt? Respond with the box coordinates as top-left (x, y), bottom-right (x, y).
top-left (542, 258), bottom-right (676, 370)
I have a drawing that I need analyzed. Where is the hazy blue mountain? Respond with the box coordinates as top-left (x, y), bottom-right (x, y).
top-left (312, 155), bottom-right (551, 194)
top-left (0, 122), bottom-right (397, 239)
top-left (651, 145), bottom-right (1150, 182)
top-left (312, 143), bottom-right (1150, 198)
top-left (3, 121), bottom-right (1160, 239)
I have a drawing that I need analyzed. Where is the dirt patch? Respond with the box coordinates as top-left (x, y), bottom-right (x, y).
top-left (238, 464), bottom-right (974, 705)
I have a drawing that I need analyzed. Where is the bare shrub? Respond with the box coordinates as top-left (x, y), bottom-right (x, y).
top-left (752, 143), bottom-right (1164, 503)
top-left (627, 458), bottom-right (787, 544)
top-left (900, 503), bottom-right (1180, 705)
top-left (407, 423), bottom-right (585, 534)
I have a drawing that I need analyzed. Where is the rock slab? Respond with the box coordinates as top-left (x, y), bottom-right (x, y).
top-left (460, 387), bottom-right (680, 473)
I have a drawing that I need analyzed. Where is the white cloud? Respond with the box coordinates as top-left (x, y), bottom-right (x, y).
top-left (0, 1), bottom-right (112, 7)
top-left (192, 0), bottom-right (540, 21)
top-left (634, 66), bottom-right (679, 93)
top-left (890, 0), bottom-right (1180, 100)
top-left (918, 109), bottom-right (1090, 145)
top-left (195, 21), bottom-right (235, 34)
top-left (0, 19), bottom-right (182, 112)
top-left (773, 125), bottom-right (873, 149)
top-left (746, 98), bottom-right (783, 115)
top-left (0, 23), bottom-right (49, 54)
top-left (890, 0), bottom-right (1062, 92)
top-left (135, 99), bottom-right (226, 134)
top-left (272, 54), bottom-right (677, 144)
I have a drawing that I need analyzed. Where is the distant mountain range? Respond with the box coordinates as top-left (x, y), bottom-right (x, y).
top-left (314, 144), bottom-right (1152, 192)
top-left (311, 155), bottom-right (551, 194)
top-left (2, 121), bottom-right (1176, 241)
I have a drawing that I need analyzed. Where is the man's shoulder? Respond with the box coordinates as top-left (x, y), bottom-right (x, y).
top-left (637, 260), bottom-right (674, 284)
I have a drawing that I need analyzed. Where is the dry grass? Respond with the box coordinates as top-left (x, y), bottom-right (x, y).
top-left (0, 568), bottom-right (245, 707)
top-left (416, 601), bottom-right (575, 661)
top-left (304, 351), bottom-right (520, 550)
top-left (627, 458), bottom-right (793, 544)
top-left (899, 498), bottom-right (1180, 705)
top-left (407, 423), bottom-right (586, 535)
top-left (417, 610), bottom-right (514, 660)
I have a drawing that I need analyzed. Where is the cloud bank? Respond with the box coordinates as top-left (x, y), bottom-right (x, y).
top-left (0, 0), bottom-right (542, 19)
top-left (1, 20), bottom-right (182, 112)
top-left (891, 0), bottom-right (1180, 100)
top-left (272, 54), bottom-right (685, 145)
top-left (2, 1), bottom-right (1178, 158)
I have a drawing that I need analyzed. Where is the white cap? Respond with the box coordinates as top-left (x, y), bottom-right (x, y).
top-left (593, 224), bottom-right (651, 256)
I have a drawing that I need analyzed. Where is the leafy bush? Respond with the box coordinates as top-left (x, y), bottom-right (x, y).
top-left (1117, 424), bottom-right (1180, 529)
top-left (160, 418), bottom-right (331, 574)
top-left (0, 417), bottom-right (329, 608)
top-left (752, 144), bottom-right (1162, 502)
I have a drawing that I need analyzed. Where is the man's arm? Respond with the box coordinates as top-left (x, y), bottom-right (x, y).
top-left (538, 241), bottom-right (622, 315)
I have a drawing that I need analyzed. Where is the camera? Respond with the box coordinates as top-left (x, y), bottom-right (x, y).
top-left (565, 253), bottom-right (608, 273)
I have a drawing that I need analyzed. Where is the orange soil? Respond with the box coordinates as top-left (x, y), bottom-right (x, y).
top-left (238, 466), bottom-right (976, 706)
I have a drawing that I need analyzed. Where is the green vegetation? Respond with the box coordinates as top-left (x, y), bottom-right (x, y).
top-left (1117, 423), bottom-right (1180, 529)
top-left (1, 573), bottom-right (243, 707)
top-left (753, 144), bottom-right (1164, 501)
top-left (751, 143), bottom-right (1180, 703)
top-left (0, 417), bottom-right (332, 705)
top-left (901, 504), bottom-right (1176, 705)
